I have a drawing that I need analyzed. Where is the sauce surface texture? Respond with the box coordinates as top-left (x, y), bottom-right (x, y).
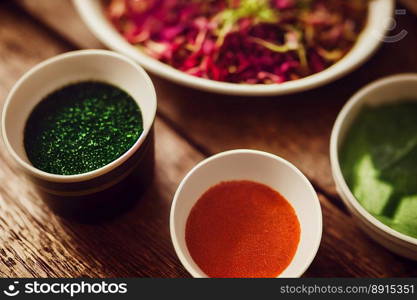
top-left (24, 81), bottom-right (143, 175)
top-left (341, 102), bottom-right (417, 238)
top-left (186, 180), bottom-right (300, 278)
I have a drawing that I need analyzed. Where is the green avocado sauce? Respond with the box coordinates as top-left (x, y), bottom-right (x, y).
top-left (340, 101), bottom-right (417, 238)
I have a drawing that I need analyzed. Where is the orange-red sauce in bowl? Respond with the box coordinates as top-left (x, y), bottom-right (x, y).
top-left (186, 180), bottom-right (300, 278)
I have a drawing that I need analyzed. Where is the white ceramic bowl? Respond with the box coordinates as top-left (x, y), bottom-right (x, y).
top-left (2, 49), bottom-right (156, 184)
top-left (330, 74), bottom-right (417, 260)
top-left (2, 50), bottom-right (157, 219)
top-left (170, 150), bottom-right (322, 277)
top-left (73, 0), bottom-right (394, 96)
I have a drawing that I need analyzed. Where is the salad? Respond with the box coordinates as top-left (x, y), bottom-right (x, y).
top-left (107, 0), bottom-right (369, 84)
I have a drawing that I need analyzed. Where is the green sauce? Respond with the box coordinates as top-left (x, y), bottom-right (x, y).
top-left (341, 102), bottom-right (417, 238)
top-left (24, 81), bottom-right (143, 175)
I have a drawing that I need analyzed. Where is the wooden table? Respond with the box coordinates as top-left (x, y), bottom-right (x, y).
top-left (1, 0), bottom-right (416, 278)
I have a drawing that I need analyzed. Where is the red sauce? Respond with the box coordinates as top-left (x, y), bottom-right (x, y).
top-left (186, 180), bottom-right (301, 278)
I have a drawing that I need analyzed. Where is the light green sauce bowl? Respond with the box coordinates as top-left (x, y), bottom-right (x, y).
top-left (330, 74), bottom-right (417, 260)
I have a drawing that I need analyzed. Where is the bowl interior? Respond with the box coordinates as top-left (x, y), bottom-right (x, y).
top-left (73, 0), bottom-right (393, 96)
top-left (171, 150), bottom-right (322, 278)
top-left (335, 76), bottom-right (417, 152)
top-left (2, 50), bottom-right (156, 176)
top-left (332, 74), bottom-right (417, 245)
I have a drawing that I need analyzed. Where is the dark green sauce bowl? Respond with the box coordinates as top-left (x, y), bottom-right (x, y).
top-left (330, 74), bottom-right (417, 260)
top-left (2, 50), bottom-right (157, 222)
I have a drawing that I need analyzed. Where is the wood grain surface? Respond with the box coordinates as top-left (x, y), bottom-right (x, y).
top-left (0, 0), bottom-right (416, 277)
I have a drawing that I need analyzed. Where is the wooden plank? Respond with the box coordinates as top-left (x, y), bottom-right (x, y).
top-left (3, 0), bottom-right (417, 278)
top-left (18, 0), bottom-right (103, 49)
top-left (400, 0), bottom-right (417, 16)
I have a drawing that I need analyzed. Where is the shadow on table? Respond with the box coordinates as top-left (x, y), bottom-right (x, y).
top-left (48, 171), bottom-right (189, 278)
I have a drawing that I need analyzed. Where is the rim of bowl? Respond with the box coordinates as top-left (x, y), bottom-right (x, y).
top-left (170, 149), bottom-right (323, 278)
top-left (1, 49), bottom-right (157, 183)
top-left (330, 73), bottom-right (417, 246)
top-left (73, 0), bottom-right (394, 96)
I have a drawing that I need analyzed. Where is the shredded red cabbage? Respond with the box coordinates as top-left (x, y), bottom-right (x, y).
top-left (107, 0), bottom-right (368, 84)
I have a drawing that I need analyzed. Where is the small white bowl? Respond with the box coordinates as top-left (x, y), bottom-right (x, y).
top-left (73, 0), bottom-right (393, 96)
top-left (2, 49), bottom-right (157, 219)
top-left (330, 74), bottom-right (417, 260)
top-left (170, 149), bottom-right (322, 278)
